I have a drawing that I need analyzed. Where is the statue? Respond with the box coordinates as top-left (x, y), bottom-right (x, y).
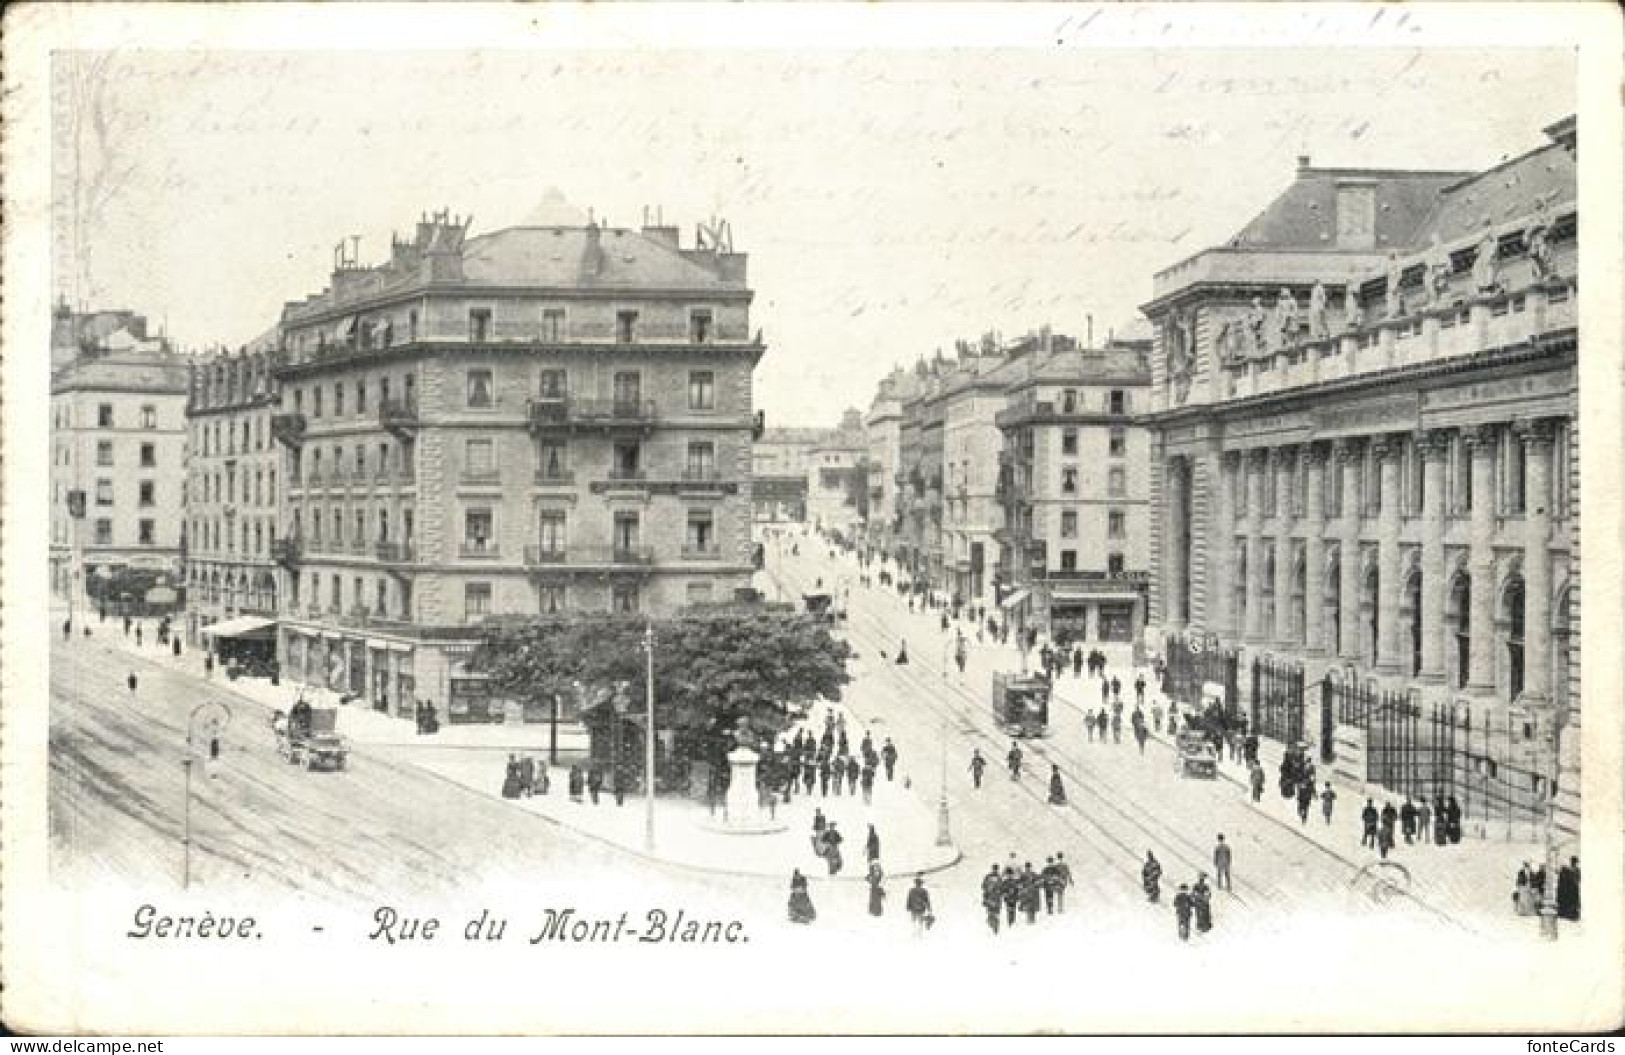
top-left (1343, 279), bottom-right (1363, 332)
top-left (1473, 223), bottom-right (1502, 294)
top-left (1245, 297), bottom-right (1268, 357)
top-left (1307, 281), bottom-right (1329, 341)
top-left (1425, 234), bottom-right (1452, 306)
top-left (1215, 320), bottom-right (1246, 367)
top-left (1384, 253), bottom-right (1405, 319)
top-left (1526, 195), bottom-right (1555, 282)
top-left (1273, 286), bottom-right (1299, 350)
top-left (1165, 311), bottom-right (1194, 404)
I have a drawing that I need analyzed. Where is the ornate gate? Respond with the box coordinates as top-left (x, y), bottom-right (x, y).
top-left (1162, 632), bottom-right (1241, 722)
top-left (1250, 655), bottom-right (1305, 745)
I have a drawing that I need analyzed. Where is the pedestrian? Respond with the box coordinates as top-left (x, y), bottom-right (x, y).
top-left (1135, 674), bottom-right (1146, 706)
top-left (1319, 781), bottom-right (1337, 825)
top-left (1152, 701), bottom-right (1164, 734)
top-left (1213, 834), bottom-right (1232, 891)
top-left (802, 759), bottom-right (816, 796)
top-left (846, 755), bottom-right (861, 796)
top-left (1041, 857), bottom-right (1060, 914)
top-left (204, 654), bottom-right (214, 679)
top-left (1249, 761), bottom-right (1266, 804)
top-left (867, 860), bottom-right (887, 918)
top-left (906, 875), bottom-right (934, 935)
top-left (788, 869), bottom-right (817, 924)
top-left (829, 755), bottom-right (843, 797)
top-left (63, 617), bottom-right (72, 641)
top-left (1110, 675), bottom-right (1121, 701)
top-left (1379, 802), bottom-right (1398, 859)
top-left (1514, 863), bottom-right (1537, 916)
top-left (1110, 709), bottom-right (1122, 745)
top-left (895, 640), bottom-right (910, 665)
top-left (1295, 778), bottom-right (1313, 824)
top-left (866, 823), bottom-right (881, 866)
top-left (968, 748), bottom-right (986, 788)
top-left (1445, 794), bottom-right (1463, 844)
top-left (1001, 866), bottom-right (1021, 926)
top-left (1007, 741), bottom-right (1023, 780)
top-left (1073, 648), bottom-right (1084, 679)
top-left (1100, 679), bottom-right (1110, 706)
top-left (1361, 799), bottom-right (1379, 848)
top-left (1085, 709), bottom-right (1097, 741)
top-left (881, 738), bottom-right (898, 781)
top-left (587, 765), bottom-right (603, 805)
top-left (860, 764), bottom-right (876, 804)
top-left (1173, 884), bottom-right (1193, 941)
top-left (172, 637), bottom-right (182, 658)
top-left (1053, 852), bottom-right (1073, 912)
top-left (1142, 851), bottom-right (1163, 904)
top-left (568, 764), bottom-right (583, 802)
top-left (1433, 794), bottom-right (1449, 845)
top-left (1400, 798), bottom-right (1418, 844)
top-left (1048, 764), bottom-right (1067, 805)
top-left (1019, 863), bottom-right (1042, 924)
top-left (126, 671), bottom-right (138, 697)
top-left (1132, 710), bottom-right (1148, 754)
top-left (1557, 856), bottom-right (1581, 921)
top-left (823, 823), bottom-right (844, 875)
top-left (1097, 711), bottom-right (1110, 742)
top-left (1192, 874), bottom-right (1213, 935)
top-left (1416, 798), bottom-right (1431, 843)
top-left (612, 767), bottom-right (626, 806)
top-left (501, 756), bottom-right (522, 799)
top-left (135, 625), bottom-right (143, 647)
top-left (818, 757), bottom-right (831, 797)
top-left (123, 615), bottom-right (132, 636)
top-left (982, 866), bottom-right (1004, 934)
top-left (518, 754), bottom-right (535, 796)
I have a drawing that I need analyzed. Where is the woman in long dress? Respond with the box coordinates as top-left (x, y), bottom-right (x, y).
top-left (1048, 765), bottom-right (1067, 805)
top-left (788, 870), bottom-right (816, 924)
top-left (867, 860), bottom-right (887, 918)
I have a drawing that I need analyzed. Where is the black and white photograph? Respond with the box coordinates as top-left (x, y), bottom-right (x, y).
top-left (2, 2), bottom-right (1621, 1037)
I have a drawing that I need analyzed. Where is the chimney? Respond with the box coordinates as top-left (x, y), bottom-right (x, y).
top-left (583, 220), bottom-right (605, 278)
top-left (1297, 155), bottom-right (1312, 172)
top-left (1086, 314), bottom-right (1094, 348)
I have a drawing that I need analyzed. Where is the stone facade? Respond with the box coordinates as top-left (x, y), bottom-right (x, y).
top-left (269, 212), bottom-right (764, 723)
top-left (1143, 119), bottom-right (1579, 834)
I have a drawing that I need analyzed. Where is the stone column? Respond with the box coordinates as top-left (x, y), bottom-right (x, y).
top-left (1336, 439), bottom-right (1364, 660)
top-left (1303, 443), bottom-right (1329, 654)
top-left (1467, 424), bottom-right (1499, 694)
top-left (1210, 451), bottom-right (1239, 639)
top-left (1374, 436), bottom-right (1405, 674)
top-left (1164, 456), bottom-right (1188, 630)
top-left (1518, 418), bottom-right (1556, 704)
top-left (1244, 449), bottom-right (1268, 643)
top-left (1272, 446), bottom-right (1297, 647)
top-left (1417, 429), bottom-right (1450, 682)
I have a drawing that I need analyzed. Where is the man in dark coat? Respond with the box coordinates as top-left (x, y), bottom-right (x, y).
top-left (982, 866), bottom-right (1004, 934)
top-left (1433, 795), bottom-right (1449, 845)
top-left (1001, 866), bottom-right (1021, 926)
top-left (817, 757), bottom-right (831, 797)
top-left (1142, 852), bottom-right (1163, 903)
top-left (1295, 778), bottom-right (1314, 824)
top-left (1557, 857), bottom-right (1581, 921)
top-left (1052, 852), bottom-right (1073, 913)
top-left (865, 824), bottom-right (881, 865)
top-left (881, 738), bottom-right (899, 781)
top-left (1445, 795), bottom-right (1463, 843)
top-left (846, 755), bottom-right (861, 795)
top-left (1019, 863), bottom-right (1042, 923)
top-left (1249, 762), bottom-right (1266, 803)
top-left (1400, 799), bottom-right (1418, 844)
top-left (1361, 799), bottom-right (1380, 848)
top-left (906, 875), bottom-right (933, 935)
top-left (1007, 742), bottom-right (1023, 780)
top-left (587, 765), bottom-right (604, 805)
top-left (1192, 875), bottom-right (1213, 935)
top-left (1173, 884), bottom-right (1194, 941)
top-left (823, 823), bottom-right (844, 875)
top-left (1379, 802), bottom-right (1398, 858)
top-left (1048, 765), bottom-right (1067, 805)
top-left (968, 749), bottom-right (987, 788)
top-left (860, 764), bottom-right (876, 804)
top-left (1040, 857), bottom-right (1061, 914)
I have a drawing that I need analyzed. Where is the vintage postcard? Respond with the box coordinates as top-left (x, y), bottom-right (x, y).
top-left (2, 2), bottom-right (1622, 1036)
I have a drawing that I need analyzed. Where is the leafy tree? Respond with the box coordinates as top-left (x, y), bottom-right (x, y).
top-left (472, 611), bottom-right (853, 765)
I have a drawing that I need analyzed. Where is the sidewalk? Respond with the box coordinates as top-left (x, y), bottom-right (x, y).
top-left (65, 602), bottom-right (959, 881)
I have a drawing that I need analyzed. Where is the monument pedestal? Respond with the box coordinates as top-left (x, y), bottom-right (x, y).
top-left (705, 745), bottom-right (787, 835)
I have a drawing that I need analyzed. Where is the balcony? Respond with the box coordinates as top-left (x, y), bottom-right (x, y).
top-left (681, 543), bottom-right (723, 561)
top-left (523, 545), bottom-right (569, 566)
top-left (459, 468), bottom-right (502, 487)
top-left (271, 412), bottom-right (307, 448)
top-left (271, 536), bottom-right (303, 568)
top-left (459, 541), bottom-right (501, 559)
top-left (602, 468), bottom-right (647, 491)
top-left (375, 541), bottom-right (416, 563)
top-left (521, 545), bottom-right (656, 573)
top-left (678, 466), bottom-right (730, 493)
top-left (532, 468), bottom-right (577, 487)
top-left (378, 397), bottom-right (419, 437)
top-left (526, 396), bottom-right (659, 433)
top-left (338, 607), bottom-right (373, 629)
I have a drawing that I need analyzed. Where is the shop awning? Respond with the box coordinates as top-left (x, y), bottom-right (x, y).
top-left (202, 615), bottom-right (277, 640)
top-left (999, 590), bottom-right (1030, 610)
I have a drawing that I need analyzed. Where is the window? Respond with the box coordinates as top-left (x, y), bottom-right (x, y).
top-left (532, 440), bottom-right (566, 481)
top-left (1109, 390), bottom-right (1127, 415)
top-left (464, 583), bottom-right (492, 622)
top-left (139, 481), bottom-right (155, 507)
top-left (98, 404), bottom-right (114, 428)
top-left (1109, 426), bottom-right (1126, 457)
top-left (688, 370), bottom-right (716, 410)
top-left (464, 439), bottom-right (496, 481)
top-left (1109, 510), bottom-right (1127, 539)
top-left (377, 509), bottom-right (389, 543)
top-left (613, 370), bottom-right (642, 409)
top-left (538, 511), bottom-right (567, 555)
top-left (690, 309), bottom-right (713, 344)
top-left (1060, 550), bottom-right (1077, 572)
top-left (616, 311), bottom-right (638, 344)
top-left (464, 508), bottom-right (494, 553)
top-left (538, 369), bottom-right (568, 399)
top-left (1061, 428), bottom-right (1078, 456)
top-left (329, 574), bottom-right (342, 613)
top-left (686, 510), bottom-right (715, 554)
top-left (539, 583), bottom-right (566, 615)
top-left (355, 444), bottom-right (366, 480)
top-left (312, 508), bottom-right (323, 544)
top-left (612, 583), bottom-right (639, 614)
top-left (408, 311), bottom-right (419, 342)
top-left (403, 509), bottom-right (414, 543)
top-left (469, 309), bottom-right (492, 343)
top-left (140, 405), bottom-right (157, 429)
top-left (612, 441), bottom-right (641, 479)
top-left (313, 386), bottom-right (323, 418)
top-left (355, 510), bottom-right (366, 547)
top-left (1107, 553), bottom-right (1125, 575)
top-left (686, 441), bottom-right (715, 480)
top-left (1061, 390), bottom-right (1077, 414)
top-left (97, 440), bottom-right (113, 467)
top-left (467, 369), bottom-right (494, 408)
top-left (94, 519), bottom-right (112, 545)
top-left (96, 479), bottom-right (114, 505)
top-left (269, 469), bottom-right (276, 503)
top-left (333, 506), bottom-right (344, 545)
top-left (1061, 468), bottom-right (1078, 495)
top-left (1060, 511), bottom-right (1078, 538)
top-left (376, 578), bottom-right (387, 614)
top-left (541, 309), bottom-right (565, 343)
top-left (1108, 467), bottom-right (1126, 497)
top-left (613, 512), bottom-right (640, 555)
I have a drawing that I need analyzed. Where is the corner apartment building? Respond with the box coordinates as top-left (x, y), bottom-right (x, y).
top-left (941, 349), bottom-right (1023, 607)
top-left (1142, 119), bottom-right (1578, 832)
top-left (50, 349), bottom-right (190, 602)
top-left (182, 344), bottom-right (284, 649)
top-left (863, 368), bottom-right (912, 555)
top-left (270, 211), bottom-right (764, 722)
top-left (993, 337), bottom-right (1153, 643)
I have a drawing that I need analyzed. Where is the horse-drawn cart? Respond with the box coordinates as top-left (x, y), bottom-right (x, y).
top-left (1173, 728), bottom-right (1218, 779)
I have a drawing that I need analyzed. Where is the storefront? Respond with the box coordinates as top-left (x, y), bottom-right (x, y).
top-left (202, 614), bottom-right (279, 672)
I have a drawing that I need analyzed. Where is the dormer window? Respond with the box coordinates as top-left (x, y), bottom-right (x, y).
top-left (616, 311), bottom-right (638, 344)
top-left (690, 309), bottom-right (713, 344)
top-left (469, 309), bottom-right (491, 343)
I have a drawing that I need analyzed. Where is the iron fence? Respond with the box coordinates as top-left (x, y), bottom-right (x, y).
top-left (1250, 655), bottom-right (1305, 745)
top-left (1161, 632), bottom-right (1241, 722)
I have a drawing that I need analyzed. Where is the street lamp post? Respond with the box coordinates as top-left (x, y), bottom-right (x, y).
top-left (182, 700), bottom-right (232, 889)
top-left (1539, 707), bottom-right (1569, 940)
top-left (643, 620), bottom-right (657, 854)
top-left (935, 716), bottom-right (953, 847)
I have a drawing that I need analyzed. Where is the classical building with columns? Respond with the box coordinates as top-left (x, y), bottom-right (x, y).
top-left (1142, 117), bottom-right (1579, 834)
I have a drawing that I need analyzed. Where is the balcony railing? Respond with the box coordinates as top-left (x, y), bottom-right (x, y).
top-left (526, 396), bottom-right (571, 428)
top-left (680, 467), bottom-right (721, 483)
top-left (375, 541), bottom-right (417, 563)
top-left (605, 468), bottom-right (647, 483)
top-left (271, 537), bottom-right (303, 566)
top-left (524, 545), bottom-right (569, 565)
top-left (533, 469), bottom-right (576, 486)
top-left (521, 545), bottom-right (657, 569)
top-left (460, 469), bottom-right (502, 486)
top-left (338, 608), bottom-right (373, 628)
top-left (526, 396), bottom-right (659, 430)
top-left (681, 544), bottom-right (723, 561)
top-left (271, 412), bottom-right (307, 447)
top-left (378, 397), bottom-right (419, 432)
top-left (459, 541), bottom-right (500, 559)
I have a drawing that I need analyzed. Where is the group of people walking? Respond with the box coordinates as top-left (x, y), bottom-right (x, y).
top-left (500, 754), bottom-right (551, 799)
top-left (1359, 794), bottom-right (1463, 858)
top-left (776, 712), bottom-right (898, 808)
top-left (1141, 850), bottom-right (1217, 941)
top-left (1512, 857), bottom-right (1581, 921)
top-left (980, 854), bottom-right (1075, 933)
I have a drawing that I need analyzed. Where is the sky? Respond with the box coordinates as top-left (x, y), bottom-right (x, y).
top-left (54, 46), bottom-right (1571, 427)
